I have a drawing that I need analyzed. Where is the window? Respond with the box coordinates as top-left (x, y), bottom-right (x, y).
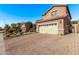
top-left (51, 12), bottom-right (56, 16)
top-left (51, 10), bottom-right (57, 16)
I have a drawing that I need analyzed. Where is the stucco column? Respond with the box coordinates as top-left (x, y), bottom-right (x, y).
top-left (36, 24), bottom-right (39, 32)
top-left (0, 32), bottom-right (6, 55)
top-left (58, 19), bottom-right (64, 35)
top-left (75, 24), bottom-right (77, 34)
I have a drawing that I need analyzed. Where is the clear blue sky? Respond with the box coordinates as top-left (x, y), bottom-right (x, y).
top-left (0, 4), bottom-right (79, 27)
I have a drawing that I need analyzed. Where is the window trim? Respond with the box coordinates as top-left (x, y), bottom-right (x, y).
top-left (51, 10), bottom-right (57, 16)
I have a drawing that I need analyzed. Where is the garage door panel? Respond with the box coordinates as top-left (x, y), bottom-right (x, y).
top-left (39, 23), bottom-right (58, 34)
top-left (51, 24), bottom-right (58, 34)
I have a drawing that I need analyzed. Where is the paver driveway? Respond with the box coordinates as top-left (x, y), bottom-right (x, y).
top-left (0, 33), bottom-right (6, 54)
top-left (4, 33), bottom-right (79, 55)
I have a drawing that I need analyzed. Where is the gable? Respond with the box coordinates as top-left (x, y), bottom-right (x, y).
top-left (43, 6), bottom-right (66, 15)
top-left (43, 5), bottom-right (71, 20)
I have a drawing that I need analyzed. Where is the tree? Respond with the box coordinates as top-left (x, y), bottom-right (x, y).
top-left (4, 24), bottom-right (10, 32)
top-left (11, 24), bottom-right (17, 33)
top-left (4, 24), bottom-right (11, 37)
top-left (25, 22), bottom-right (33, 32)
top-left (30, 24), bottom-right (36, 32)
top-left (0, 27), bottom-right (3, 31)
top-left (72, 21), bottom-right (78, 24)
top-left (11, 24), bottom-right (16, 29)
top-left (16, 23), bottom-right (22, 33)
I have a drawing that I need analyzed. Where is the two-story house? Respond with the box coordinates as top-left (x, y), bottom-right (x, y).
top-left (36, 5), bottom-right (72, 35)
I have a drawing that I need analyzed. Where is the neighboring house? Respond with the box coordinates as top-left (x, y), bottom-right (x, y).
top-left (36, 5), bottom-right (72, 35)
top-left (21, 23), bottom-right (26, 32)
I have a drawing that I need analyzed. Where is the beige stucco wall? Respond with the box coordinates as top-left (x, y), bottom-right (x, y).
top-left (43, 6), bottom-right (67, 20)
top-left (36, 5), bottom-right (72, 35)
top-left (72, 24), bottom-right (79, 33)
top-left (64, 16), bottom-right (72, 34)
top-left (76, 24), bottom-right (79, 33)
top-left (36, 19), bottom-right (65, 34)
top-left (58, 19), bottom-right (64, 34)
top-left (77, 21), bottom-right (79, 33)
top-left (21, 24), bottom-right (26, 32)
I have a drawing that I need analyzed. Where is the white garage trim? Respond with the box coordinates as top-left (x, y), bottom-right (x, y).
top-left (38, 22), bottom-right (58, 34)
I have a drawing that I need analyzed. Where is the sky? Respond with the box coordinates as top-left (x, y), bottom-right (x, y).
top-left (0, 4), bottom-right (79, 28)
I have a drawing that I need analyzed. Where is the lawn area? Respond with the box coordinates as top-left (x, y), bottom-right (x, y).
top-left (4, 33), bottom-right (79, 55)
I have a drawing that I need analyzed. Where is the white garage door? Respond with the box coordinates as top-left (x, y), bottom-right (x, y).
top-left (39, 23), bottom-right (58, 34)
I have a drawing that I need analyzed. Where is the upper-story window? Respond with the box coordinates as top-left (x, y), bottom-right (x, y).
top-left (51, 8), bottom-right (64, 17)
top-left (51, 10), bottom-right (57, 16)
